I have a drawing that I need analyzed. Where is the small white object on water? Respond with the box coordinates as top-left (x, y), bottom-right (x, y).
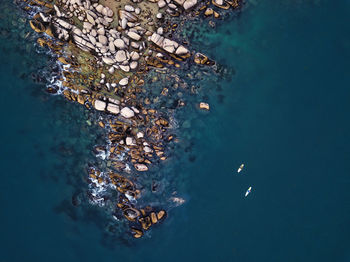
top-left (237, 163), bottom-right (244, 173)
top-left (245, 186), bottom-right (252, 197)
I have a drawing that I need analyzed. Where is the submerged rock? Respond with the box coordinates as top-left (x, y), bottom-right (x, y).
top-left (131, 228), bottom-right (143, 238)
top-left (199, 102), bottom-right (210, 110)
top-left (29, 19), bottom-right (45, 33)
top-left (150, 212), bottom-right (158, 224)
top-left (124, 208), bottom-right (141, 221)
top-left (157, 210), bottom-right (166, 220)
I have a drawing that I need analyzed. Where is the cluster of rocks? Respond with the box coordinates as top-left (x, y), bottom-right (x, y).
top-left (150, 32), bottom-right (189, 55)
top-left (23, 0), bottom-right (242, 239)
top-left (200, 0), bottom-right (240, 19)
top-left (150, 0), bottom-right (197, 17)
top-left (32, 0), bottom-right (196, 74)
top-left (95, 99), bottom-right (138, 117)
top-left (106, 114), bottom-right (170, 168)
top-left (27, 0), bottom-right (239, 75)
top-left (92, 74), bottom-right (140, 117)
top-left (153, 0), bottom-right (239, 17)
top-left (46, 0), bottom-right (142, 72)
top-left (88, 168), bottom-right (167, 238)
top-left (173, 0), bottom-right (197, 10)
top-left (60, 70), bottom-right (171, 173)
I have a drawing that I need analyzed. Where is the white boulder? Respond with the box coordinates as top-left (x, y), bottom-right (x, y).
top-left (175, 45), bottom-right (189, 55)
top-left (115, 50), bottom-right (127, 62)
top-left (94, 100), bottom-right (106, 111)
top-left (102, 57), bottom-right (115, 65)
top-left (107, 103), bottom-right (120, 114)
top-left (114, 39), bottom-right (126, 49)
top-left (134, 163), bottom-right (148, 171)
top-left (98, 35), bottom-right (108, 45)
top-left (125, 137), bottom-right (135, 145)
top-left (130, 51), bottom-right (140, 60)
top-left (119, 77), bottom-right (129, 86)
top-left (183, 0), bottom-right (197, 10)
top-left (127, 31), bottom-right (141, 41)
top-left (124, 5), bottom-right (135, 12)
top-left (120, 107), bottom-right (135, 118)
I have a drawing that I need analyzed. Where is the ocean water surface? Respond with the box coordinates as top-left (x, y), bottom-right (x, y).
top-left (1, 0), bottom-right (349, 261)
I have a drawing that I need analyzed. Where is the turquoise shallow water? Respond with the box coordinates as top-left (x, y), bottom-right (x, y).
top-left (1, 0), bottom-right (350, 261)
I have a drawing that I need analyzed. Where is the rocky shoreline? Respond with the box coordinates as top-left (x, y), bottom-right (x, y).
top-left (20, 0), bottom-right (241, 239)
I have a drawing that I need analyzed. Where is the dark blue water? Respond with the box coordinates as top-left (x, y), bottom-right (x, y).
top-left (1, 0), bottom-right (349, 261)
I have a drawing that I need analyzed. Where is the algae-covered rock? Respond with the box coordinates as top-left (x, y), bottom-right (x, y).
top-left (199, 102), bottom-right (210, 110)
top-left (29, 19), bottom-right (45, 33)
top-left (157, 210), bottom-right (166, 220)
top-left (131, 228), bottom-right (143, 238)
top-left (150, 212), bottom-right (158, 224)
top-left (124, 208), bottom-right (141, 221)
